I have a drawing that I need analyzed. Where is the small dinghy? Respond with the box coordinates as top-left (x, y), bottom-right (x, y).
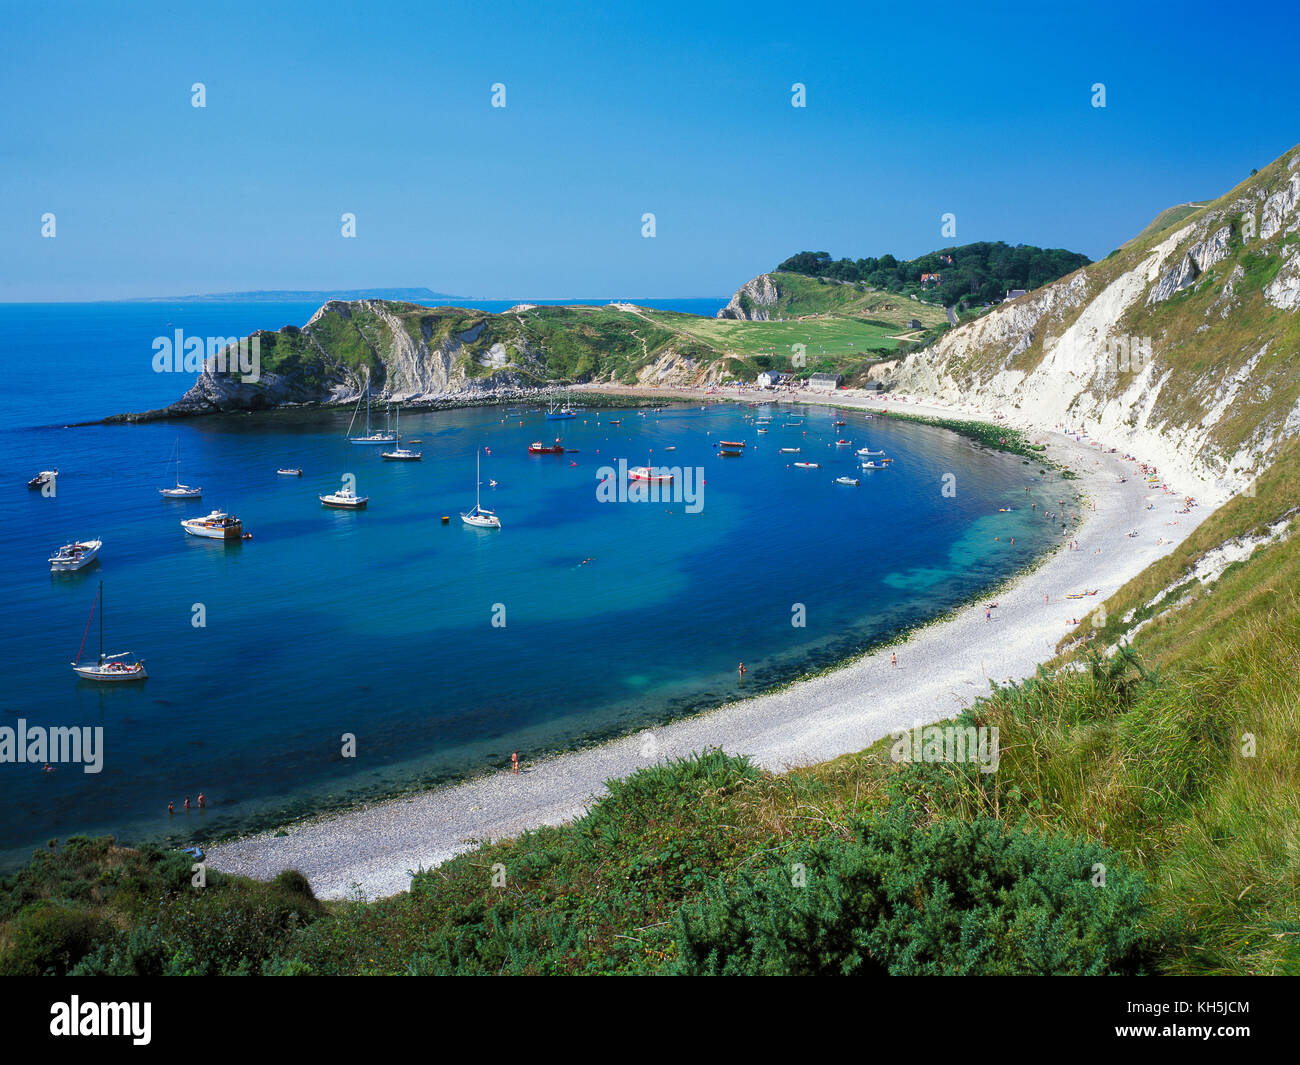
top-left (277, 468), bottom-right (303, 477)
top-left (779, 447), bottom-right (800, 454)
top-left (793, 461), bottom-right (820, 469)
top-left (835, 477), bottom-right (860, 486)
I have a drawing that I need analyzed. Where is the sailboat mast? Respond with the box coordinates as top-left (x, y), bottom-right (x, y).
top-left (98, 579), bottom-right (104, 663)
top-left (366, 368), bottom-right (372, 436)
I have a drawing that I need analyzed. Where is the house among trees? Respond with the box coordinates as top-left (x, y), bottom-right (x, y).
top-left (920, 272), bottom-right (942, 284)
top-left (1005, 289), bottom-right (1028, 300)
top-left (807, 372), bottom-right (843, 391)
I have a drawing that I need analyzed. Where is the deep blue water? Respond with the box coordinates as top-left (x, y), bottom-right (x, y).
top-left (0, 302), bottom-right (1059, 869)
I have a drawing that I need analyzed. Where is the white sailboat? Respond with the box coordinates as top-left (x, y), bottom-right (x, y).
top-left (159, 438), bottom-right (202, 498)
top-left (461, 450), bottom-right (500, 528)
top-left (70, 581), bottom-right (147, 681)
top-left (381, 406), bottom-right (422, 461)
top-left (348, 367), bottom-right (397, 444)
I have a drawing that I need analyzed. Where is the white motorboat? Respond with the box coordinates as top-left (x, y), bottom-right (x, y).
top-left (462, 450), bottom-right (500, 527)
top-left (49, 539), bottom-right (102, 572)
top-left (835, 477), bottom-right (860, 486)
top-left (793, 461), bottom-right (820, 469)
top-left (277, 467), bottom-right (303, 477)
top-left (28, 468), bottom-right (57, 490)
top-left (856, 448), bottom-right (884, 457)
top-left (181, 510), bottom-right (244, 538)
top-left (159, 438), bottom-right (202, 498)
top-left (320, 486), bottom-right (368, 509)
top-left (70, 581), bottom-right (147, 682)
top-left (628, 466), bottom-right (674, 482)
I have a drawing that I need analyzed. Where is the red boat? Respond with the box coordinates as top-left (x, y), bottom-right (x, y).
top-left (718, 440), bottom-right (746, 448)
top-left (528, 440), bottom-right (566, 455)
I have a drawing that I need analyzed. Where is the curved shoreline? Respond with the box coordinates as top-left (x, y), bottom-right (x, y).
top-left (208, 390), bottom-right (1216, 899)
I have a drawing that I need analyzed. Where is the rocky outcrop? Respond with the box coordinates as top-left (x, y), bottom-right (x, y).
top-left (1148, 224), bottom-right (1232, 303)
top-left (717, 274), bottom-right (780, 320)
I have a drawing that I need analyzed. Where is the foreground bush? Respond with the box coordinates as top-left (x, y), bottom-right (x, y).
top-left (674, 807), bottom-right (1159, 975)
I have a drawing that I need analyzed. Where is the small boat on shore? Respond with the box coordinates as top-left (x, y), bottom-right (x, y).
top-left (182, 510), bottom-right (244, 538)
top-left (50, 539), bottom-right (101, 572)
top-left (71, 581), bottom-right (147, 682)
top-left (28, 469), bottom-right (57, 490)
top-left (320, 487), bottom-right (368, 510)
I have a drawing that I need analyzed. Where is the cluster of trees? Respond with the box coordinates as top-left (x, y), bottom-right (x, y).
top-left (777, 242), bottom-right (1091, 309)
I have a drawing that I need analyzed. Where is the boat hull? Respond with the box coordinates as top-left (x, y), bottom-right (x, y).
top-left (182, 521), bottom-right (243, 538)
top-left (71, 663), bottom-right (147, 682)
top-left (50, 541), bottom-right (101, 571)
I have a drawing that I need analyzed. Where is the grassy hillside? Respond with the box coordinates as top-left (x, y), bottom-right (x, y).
top-left (195, 293), bottom-right (931, 407)
top-left (5, 438), bottom-right (1297, 973)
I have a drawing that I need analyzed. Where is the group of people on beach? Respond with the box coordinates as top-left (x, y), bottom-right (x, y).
top-left (167, 793), bottom-right (205, 814)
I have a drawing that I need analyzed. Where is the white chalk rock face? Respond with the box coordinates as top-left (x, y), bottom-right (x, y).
top-left (717, 274), bottom-right (780, 320)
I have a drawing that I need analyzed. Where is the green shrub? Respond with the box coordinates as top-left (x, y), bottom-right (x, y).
top-left (674, 807), bottom-right (1158, 975)
top-left (0, 902), bottom-right (117, 976)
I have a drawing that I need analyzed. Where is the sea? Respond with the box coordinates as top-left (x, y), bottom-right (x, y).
top-left (0, 297), bottom-right (1063, 870)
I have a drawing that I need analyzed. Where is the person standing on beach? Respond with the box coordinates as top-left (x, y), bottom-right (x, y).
top-left (890, 652), bottom-right (897, 668)
top-left (511, 752), bottom-right (519, 774)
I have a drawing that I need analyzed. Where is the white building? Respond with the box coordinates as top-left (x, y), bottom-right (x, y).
top-left (756, 370), bottom-right (785, 387)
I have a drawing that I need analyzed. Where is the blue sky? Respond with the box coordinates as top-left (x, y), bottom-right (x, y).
top-left (2, 0), bottom-right (1297, 300)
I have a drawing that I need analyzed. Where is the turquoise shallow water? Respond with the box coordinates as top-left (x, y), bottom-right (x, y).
top-left (0, 303), bottom-right (1065, 869)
